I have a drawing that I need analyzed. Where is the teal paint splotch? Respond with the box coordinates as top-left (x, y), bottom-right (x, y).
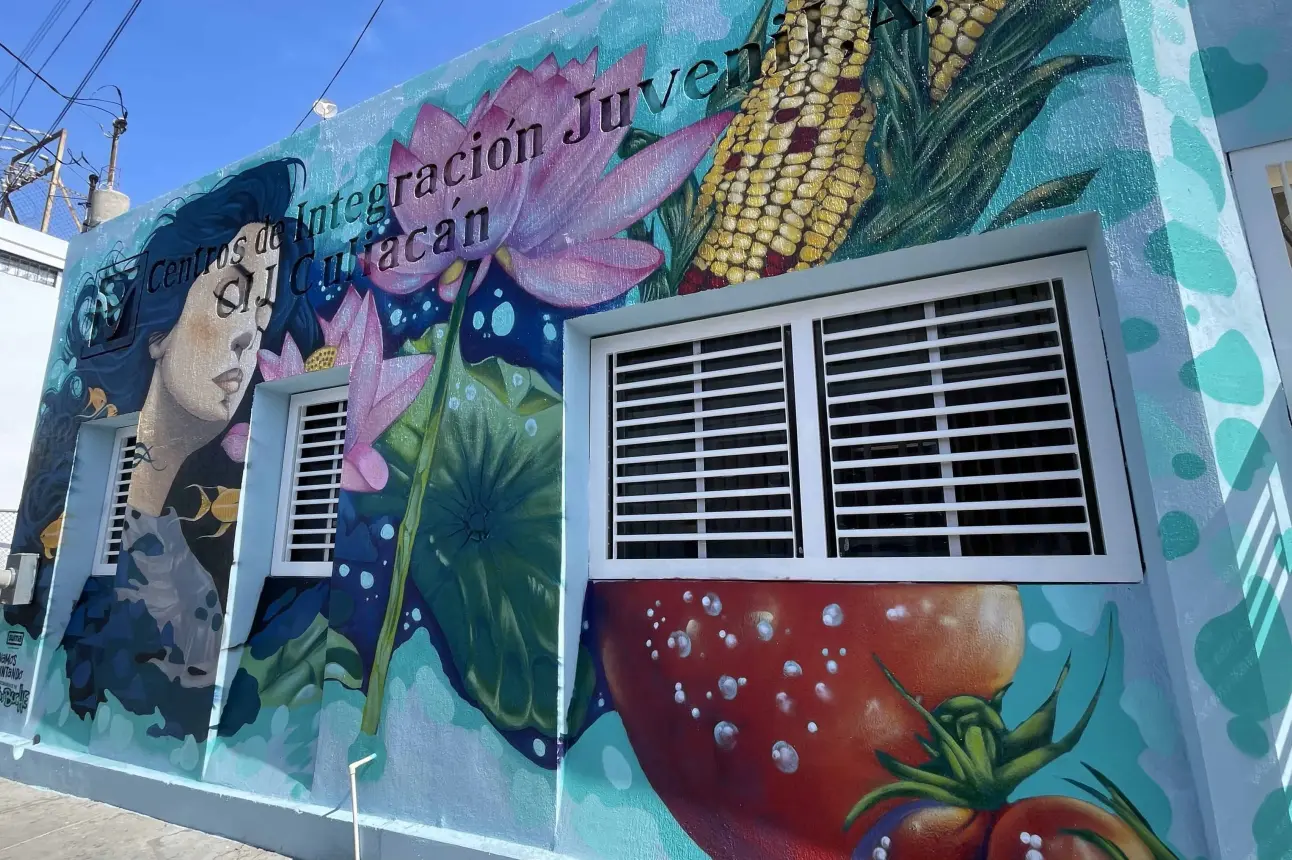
top-left (1146, 222), bottom-right (1237, 297)
top-left (1195, 595), bottom-right (1292, 724)
top-left (1197, 46), bottom-right (1269, 115)
top-left (1228, 716), bottom-right (1270, 758)
top-left (1122, 318), bottom-right (1159, 353)
top-left (1179, 330), bottom-right (1265, 406)
top-left (1172, 452), bottom-right (1206, 480)
top-left (1185, 305), bottom-right (1200, 326)
top-left (1159, 511), bottom-right (1200, 560)
top-left (1170, 118), bottom-right (1226, 209)
top-left (1254, 787), bottom-right (1292, 860)
top-left (1215, 418), bottom-right (1272, 491)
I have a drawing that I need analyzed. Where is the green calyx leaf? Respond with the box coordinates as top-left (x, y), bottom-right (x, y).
top-left (1064, 764), bottom-right (1182, 860)
top-left (844, 606), bottom-right (1117, 830)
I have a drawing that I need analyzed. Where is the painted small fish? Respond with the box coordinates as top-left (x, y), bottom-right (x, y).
top-left (80, 387), bottom-right (118, 420)
top-left (182, 485), bottom-right (240, 538)
top-left (40, 514), bottom-right (63, 559)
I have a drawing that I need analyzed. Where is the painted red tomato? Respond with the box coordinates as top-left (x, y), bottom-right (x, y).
top-left (986, 797), bottom-right (1154, 860)
top-left (596, 582), bottom-right (1024, 858)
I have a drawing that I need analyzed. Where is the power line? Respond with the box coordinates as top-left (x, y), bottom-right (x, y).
top-left (0, 39), bottom-right (118, 118)
top-left (290, 0), bottom-right (386, 135)
top-left (0, 0), bottom-right (71, 107)
top-left (37, 0), bottom-right (140, 141)
top-left (9, 0), bottom-right (102, 124)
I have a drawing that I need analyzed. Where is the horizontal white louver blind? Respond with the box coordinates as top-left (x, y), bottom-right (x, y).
top-left (282, 393), bottom-right (347, 565)
top-left (98, 430), bottom-right (137, 569)
top-left (816, 278), bottom-right (1101, 559)
top-left (607, 326), bottom-right (801, 561)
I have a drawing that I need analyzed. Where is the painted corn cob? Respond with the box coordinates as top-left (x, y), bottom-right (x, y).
top-left (927, 0), bottom-right (1007, 102)
top-left (680, 0), bottom-right (878, 293)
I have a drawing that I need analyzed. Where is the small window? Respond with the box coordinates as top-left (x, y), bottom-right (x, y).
top-left (589, 253), bottom-right (1141, 583)
top-left (93, 425), bottom-right (137, 576)
top-left (272, 385), bottom-right (348, 576)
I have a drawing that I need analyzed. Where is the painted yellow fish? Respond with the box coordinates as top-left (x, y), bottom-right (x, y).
top-left (182, 485), bottom-right (240, 538)
top-left (40, 514), bottom-right (63, 559)
top-left (80, 387), bottom-right (118, 420)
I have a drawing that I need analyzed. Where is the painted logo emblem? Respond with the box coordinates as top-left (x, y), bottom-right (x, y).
top-left (79, 252), bottom-right (145, 359)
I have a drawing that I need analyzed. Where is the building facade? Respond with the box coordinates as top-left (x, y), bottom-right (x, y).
top-left (1, 0), bottom-right (1291, 858)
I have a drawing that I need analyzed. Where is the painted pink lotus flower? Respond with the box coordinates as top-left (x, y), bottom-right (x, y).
top-left (368, 47), bottom-right (732, 306)
top-left (222, 423), bottom-right (249, 463)
top-left (257, 287), bottom-right (434, 492)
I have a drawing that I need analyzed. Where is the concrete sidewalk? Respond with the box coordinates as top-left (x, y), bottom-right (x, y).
top-left (0, 777), bottom-right (289, 859)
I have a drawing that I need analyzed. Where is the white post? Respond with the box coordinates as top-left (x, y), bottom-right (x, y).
top-left (348, 753), bottom-right (378, 860)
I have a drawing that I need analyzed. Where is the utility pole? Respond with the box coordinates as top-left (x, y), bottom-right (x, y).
top-left (85, 115), bottom-right (129, 231)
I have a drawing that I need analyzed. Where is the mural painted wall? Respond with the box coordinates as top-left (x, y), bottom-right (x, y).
top-left (1, 0), bottom-right (1289, 857)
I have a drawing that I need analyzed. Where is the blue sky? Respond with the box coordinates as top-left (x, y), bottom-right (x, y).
top-left (3, 0), bottom-right (573, 213)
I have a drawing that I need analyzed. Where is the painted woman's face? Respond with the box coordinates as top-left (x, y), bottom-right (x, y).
top-left (155, 222), bottom-right (279, 423)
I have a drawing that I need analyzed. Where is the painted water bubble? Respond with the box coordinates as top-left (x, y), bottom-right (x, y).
top-left (525, 418), bottom-right (537, 437)
top-left (807, 721), bottom-right (818, 733)
top-left (667, 631), bottom-right (693, 657)
top-left (683, 590), bottom-right (693, 602)
top-left (724, 633), bottom-right (738, 648)
top-left (691, 707), bottom-right (700, 719)
top-left (822, 603), bottom-right (844, 627)
top-left (756, 619), bottom-right (774, 641)
top-left (718, 675), bottom-right (739, 700)
top-left (360, 570), bottom-right (375, 589)
top-left (701, 593), bottom-right (722, 616)
top-left (714, 721), bottom-right (739, 750)
top-left (815, 682), bottom-right (832, 701)
top-left (783, 660), bottom-right (802, 677)
top-left (674, 689), bottom-right (686, 704)
top-left (776, 692), bottom-right (793, 713)
top-left (826, 660), bottom-right (838, 674)
top-left (380, 523), bottom-right (394, 540)
top-left (771, 741), bottom-right (799, 774)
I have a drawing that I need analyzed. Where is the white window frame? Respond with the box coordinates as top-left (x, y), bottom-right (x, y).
top-left (271, 384), bottom-right (349, 577)
top-left (92, 423), bottom-right (137, 576)
top-left (587, 252), bottom-right (1140, 584)
top-left (1232, 140), bottom-right (1292, 396)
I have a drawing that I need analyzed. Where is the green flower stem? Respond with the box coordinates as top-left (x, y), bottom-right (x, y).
top-left (360, 259), bottom-right (480, 736)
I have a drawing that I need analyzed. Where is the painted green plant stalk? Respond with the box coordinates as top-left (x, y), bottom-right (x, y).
top-left (360, 259), bottom-right (481, 735)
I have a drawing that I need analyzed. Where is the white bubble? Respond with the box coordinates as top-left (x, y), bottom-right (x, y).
top-left (807, 722), bottom-right (818, 733)
top-left (645, 639), bottom-right (652, 647)
top-left (738, 677), bottom-right (747, 686)
top-left (491, 302), bottom-right (515, 336)
top-left (1025, 852), bottom-right (1043, 860)
top-left (691, 708), bottom-right (700, 719)
top-left (472, 311), bottom-right (485, 330)
top-left (655, 600), bottom-right (661, 607)
top-left (422, 300), bottom-right (432, 311)
top-left (706, 691), bottom-right (713, 699)
top-left (776, 692), bottom-right (793, 713)
top-left (653, 622), bottom-right (659, 629)
top-left (339, 564), bottom-right (350, 577)
top-left (839, 648), bottom-right (847, 656)
top-left (411, 608), bottom-right (422, 622)
top-left (724, 634), bottom-right (738, 648)
top-left (874, 849), bottom-right (888, 860)
top-left (667, 631), bottom-right (692, 657)
top-left (380, 523), bottom-right (395, 540)
top-left (543, 322), bottom-right (557, 341)
top-left (360, 571), bottom-right (374, 589)
top-left (512, 372), bottom-right (524, 386)
top-left (650, 650), bottom-right (659, 660)
top-left (674, 682), bottom-right (682, 690)
top-left (714, 721), bottom-right (738, 750)
top-left (821, 648), bottom-right (829, 656)
top-left (826, 660), bottom-right (838, 674)
top-left (783, 661), bottom-right (802, 678)
top-left (674, 690), bottom-right (686, 704)
top-left (718, 629), bottom-right (726, 638)
top-left (815, 682), bottom-right (832, 702)
top-left (1030, 835), bottom-right (1042, 849)
top-left (886, 605), bottom-right (908, 621)
top-left (524, 418), bottom-right (538, 437)
top-left (465, 384), bottom-right (477, 401)
top-left (1019, 833), bottom-right (1032, 845)
top-left (494, 288), bottom-right (503, 298)
top-left (389, 308), bottom-right (403, 326)
top-left (771, 741), bottom-right (799, 773)
top-left (718, 675), bottom-right (738, 699)
top-left (682, 590), bottom-right (693, 603)
top-left (533, 738), bottom-right (546, 757)
top-left (822, 604), bottom-right (844, 627)
top-left (647, 608), bottom-right (655, 618)
top-left (403, 622), bottom-right (409, 630)
top-left (756, 620), bottom-right (774, 641)
top-left (702, 593), bottom-right (722, 616)
top-left (448, 396), bottom-right (461, 410)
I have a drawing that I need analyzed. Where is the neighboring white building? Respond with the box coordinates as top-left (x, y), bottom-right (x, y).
top-left (0, 219), bottom-right (63, 540)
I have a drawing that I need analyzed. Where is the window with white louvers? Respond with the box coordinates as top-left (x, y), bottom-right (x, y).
top-left (94, 425), bottom-right (137, 576)
top-left (273, 386), bottom-right (348, 576)
top-left (589, 253), bottom-right (1142, 583)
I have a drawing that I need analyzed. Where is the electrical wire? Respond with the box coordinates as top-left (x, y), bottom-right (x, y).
top-left (37, 0), bottom-right (140, 141)
top-left (290, 0), bottom-right (386, 135)
top-left (7, 0), bottom-right (99, 124)
top-left (0, 39), bottom-right (118, 118)
top-left (0, 0), bottom-right (70, 106)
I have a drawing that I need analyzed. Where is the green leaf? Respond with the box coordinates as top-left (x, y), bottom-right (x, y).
top-left (618, 127), bottom-right (662, 160)
top-left (237, 613), bottom-right (361, 709)
top-left (1063, 829), bottom-right (1131, 860)
top-left (1000, 655), bottom-right (1071, 759)
top-left (326, 629), bottom-right (364, 690)
top-left (985, 170), bottom-right (1099, 232)
top-left (399, 368), bottom-right (570, 737)
top-left (706, 0), bottom-right (776, 116)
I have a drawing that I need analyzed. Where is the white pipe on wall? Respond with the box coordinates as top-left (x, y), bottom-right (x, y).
top-left (348, 753), bottom-right (378, 860)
